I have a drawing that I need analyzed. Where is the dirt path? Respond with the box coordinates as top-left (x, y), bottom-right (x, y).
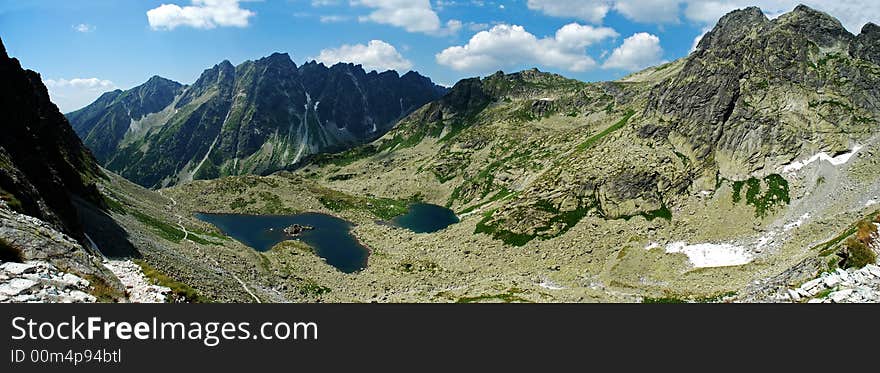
top-left (158, 190), bottom-right (262, 303)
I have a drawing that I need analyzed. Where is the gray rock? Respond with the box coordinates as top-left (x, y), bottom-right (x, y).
top-left (0, 278), bottom-right (38, 296)
top-left (0, 262), bottom-right (37, 275)
top-left (823, 276), bottom-right (840, 288)
top-left (829, 289), bottom-right (854, 303)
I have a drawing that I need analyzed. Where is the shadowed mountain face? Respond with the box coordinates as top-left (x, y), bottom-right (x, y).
top-left (68, 54), bottom-right (447, 188)
top-left (0, 37), bottom-right (104, 241)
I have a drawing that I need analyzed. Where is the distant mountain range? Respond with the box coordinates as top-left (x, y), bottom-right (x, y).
top-left (68, 54), bottom-right (446, 188)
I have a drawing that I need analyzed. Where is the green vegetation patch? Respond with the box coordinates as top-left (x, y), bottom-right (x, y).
top-left (731, 174), bottom-right (790, 218)
top-left (310, 185), bottom-right (415, 220)
top-left (617, 201), bottom-right (673, 222)
top-left (83, 274), bottom-right (125, 303)
top-left (307, 145), bottom-right (379, 168)
top-left (816, 210), bottom-right (879, 256)
top-left (298, 278), bottom-right (331, 297)
top-left (475, 198), bottom-right (594, 247)
top-left (130, 211), bottom-right (215, 245)
top-left (0, 189), bottom-right (23, 212)
top-left (131, 211), bottom-right (185, 243)
top-left (576, 110), bottom-right (636, 151)
top-left (458, 188), bottom-right (516, 215)
top-left (135, 260), bottom-right (209, 303)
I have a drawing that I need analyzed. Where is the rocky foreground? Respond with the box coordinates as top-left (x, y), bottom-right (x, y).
top-left (103, 259), bottom-right (170, 303)
top-left (776, 265), bottom-right (880, 303)
top-left (0, 261), bottom-right (95, 303)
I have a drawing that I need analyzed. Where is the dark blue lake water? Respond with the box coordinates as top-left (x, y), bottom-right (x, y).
top-left (391, 203), bottom-right (459, 233)
top-left (195, 212), bottom-right (368, 273)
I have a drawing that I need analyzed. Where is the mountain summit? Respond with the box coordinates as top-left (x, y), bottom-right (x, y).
top-left (68, 55), bottom-right (446, 188)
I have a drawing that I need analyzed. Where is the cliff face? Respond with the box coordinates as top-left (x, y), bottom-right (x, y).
top-left (68, 54), bottom-right (447, 188)
top-left (645, 5), bottom-right (880, 180)
top-left (0, 37), bottom-right (104, 241)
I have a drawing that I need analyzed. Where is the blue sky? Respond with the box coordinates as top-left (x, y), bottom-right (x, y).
top-left (1, 0), bottom-right (877, 112)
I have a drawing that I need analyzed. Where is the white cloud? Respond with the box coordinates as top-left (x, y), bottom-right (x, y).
top-left (73, 23), bottom-right (95, 33)
top-left (146, 0), bottom-right (255, 30)
top-left (526, 1), bottom-right (880, 33)
top-left (603, 32), bottom-right (665, 71)
top-left (468, 22), bottom-right (489, 31)
top-left (527, 0), bottom-right (611, 24)
top-left (436, 23), bottom-right (619, 73)
top-left (320, 15), bottom-right (351, 23)
top-left (614, 0), bottom-right (682, 23)
top-left (352, 0), bottom-right (442, 33)
top-left (43, 78), bottom-right (117, 113)
top-left (317, 40), bottom-right (413, 72)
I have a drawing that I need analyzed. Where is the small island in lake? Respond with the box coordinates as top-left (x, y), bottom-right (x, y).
top-left (283, 224), bottom-right (314, 237)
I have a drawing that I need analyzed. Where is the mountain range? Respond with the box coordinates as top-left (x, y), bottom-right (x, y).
top-left (1, 5), bottom-right (879, 303)
top-left (68, 54), bottom-right (446, 188)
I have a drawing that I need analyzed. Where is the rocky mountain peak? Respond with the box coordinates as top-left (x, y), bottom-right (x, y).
top-left (861, 22), bottom-right (880, 35)
top-left (775, 4), bottom-right (853, 48)
top-left (696, 6), bottom-right (769, 52)
top-left (851, 22), bottom-right (880, 64)
top-left (257, 52), bottom-right (297, 70)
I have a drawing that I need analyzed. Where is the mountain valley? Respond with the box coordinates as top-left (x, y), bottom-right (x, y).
top-left (2, 5), bottom-right (880, 303)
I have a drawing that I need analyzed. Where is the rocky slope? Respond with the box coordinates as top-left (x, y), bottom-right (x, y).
top-left (0, 37), bottom-right (105, 242)
top-left (0, 36), bottom-right (171, 303)
top-left (68, 55), bottom-right (446, 188)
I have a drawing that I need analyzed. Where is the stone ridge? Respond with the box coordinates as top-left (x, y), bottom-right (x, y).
top-left (68, 53), bottom-right (447, 188)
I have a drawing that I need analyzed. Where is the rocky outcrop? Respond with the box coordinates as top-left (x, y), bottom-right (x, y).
top-left (645, 5), bottom-right (879, 179)
top-left (68, 54), bottom-right (447, 188)
top-left (777, 265), bottom-right (880, 303)
top-left (0, 202), bottom-right (125, 300)
top-left (850, 23), bottom-right (880, 65)
top-left (0, 261), bottom-right (96, 303)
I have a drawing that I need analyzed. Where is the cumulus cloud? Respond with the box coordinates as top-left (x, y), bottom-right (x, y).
top-left (352, 0), bottom-right (442, 33)
top-left (603, 32), bottom-right (665, 71)
top-left (73, 24), bottom-right (95, 33)
top-left (526, 0), bottom-right (611, 24)
top-left (436, 23), bottom-right (619, 73)
top-left (146, 0), bottom-right (255, 30)
top-left (614, 0), bottom-right (682, 24)
top-left (317, 40), bottom-right (413, 72)
top-left (526, 1), bottom-right (879, 33)
top-left (43, 78), bottom-right (117, 113)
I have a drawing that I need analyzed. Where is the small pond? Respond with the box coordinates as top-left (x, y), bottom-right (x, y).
top-left (391, 203), bottom-right (459, 233)
top-left (195, 212), bottom-right (368, 273)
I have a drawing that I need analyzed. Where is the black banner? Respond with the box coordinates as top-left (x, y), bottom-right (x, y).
top-left (0, 304), bottom-right (873, 371)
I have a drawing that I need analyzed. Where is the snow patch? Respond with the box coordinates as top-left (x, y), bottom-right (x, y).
top-left (784, 213), bottom-right (810, 232)
top-left (538, 279), bottom-right (564, 290)
top-left (866, 199), bottom-right (877, 207)
top-left (663, 242), bottom-right (753, 268)
top-left (782, 145), bottom-right (862, 173)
